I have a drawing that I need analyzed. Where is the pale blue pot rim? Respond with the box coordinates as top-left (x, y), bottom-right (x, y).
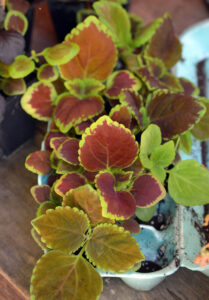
top-left (37, 20), bottom-right (209, 290)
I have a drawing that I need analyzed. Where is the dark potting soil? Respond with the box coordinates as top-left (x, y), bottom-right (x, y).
top-left (137, 261), bottom-right (162, 273)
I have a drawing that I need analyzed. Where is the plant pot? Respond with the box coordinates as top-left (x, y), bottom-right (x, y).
top-left (38, 137), bottom-right (209, 291)
top-left (47, 0), bottom-right (130, 42)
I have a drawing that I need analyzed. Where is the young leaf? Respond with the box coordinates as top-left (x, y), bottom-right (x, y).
top-left (21, 82), bottom-right (57, 121)
top-left (64, 78), bottom-right (105, 98)
top-left (131, 174), bottom-right (166, 207)
top-left (54, 173), bottom-right (86, 197)
top-left (79, 116), bottom-right (138, 171)
top-left (110, 104), bottom-right (132, 129)
top-left (151, 141), bottom-right (175, 167)
top-left (25, 151), bottom-right (51, 175)
top-left (30, 185), bottom-right (50, 204)
top-left (133, 17), bottom-right (162, 48)
top-left (44, 131), bottom-right (66, 152)
top-left (145, 56), bottom-right (166, 78)
top-left (168, 160), bottom-right (209, 206)
top-left (60, 16), bottom-right (117, 81)
top-left (129, 13), bottom-right (143, 40)
top-left (32, 206), bottom-right (89, 253)
top-left (43, 42), bottom-right (80, 66)
top-left (191, 98), bottom-right (209, 141)
top-left (36, 201), bottom-right (57, 217)
top-left (31, 251), bottom-right (103, 300)
top-left (85, 224), bottom-right (144, 272)
top-left (37, 64), bottom-right (59, 83)
top-left (150, 165), bottom-right (166, 183)
top-left (55, 93), bottom-right (104, 133)
top-left (139, 124), bottom-right (161, 169)
top-left (147, 91), bottom-right (206, 138)
top-left (56, 138), bottom-right (80, 165)
top-left (179, 131), bottom-right (192, 155)
top-left (63, 184), bottom-right (112, 226)
top-left (9, 55), bottom-right (35, 79)
top-left (135, 205), bottom-right (157, 222)
top-left (50, 136), bottom-right (69, 151)
top-left (119, 90), bottom-right (143, 126)
top-left (145, 14), bottom-right (182, 68)
top-left (1, 78), bottom-right (26, 95)
top-left (4, 10), bottom-right (28, 35)
top-left (96, 171), bottom-right (136, 220)
top-left (93, 1), bottom-right (132, 47)
top-left (105, 70), bottom-right (140, 99)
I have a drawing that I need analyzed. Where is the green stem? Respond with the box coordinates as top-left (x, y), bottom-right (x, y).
top-left (175, 136), bottom-right (180, 153)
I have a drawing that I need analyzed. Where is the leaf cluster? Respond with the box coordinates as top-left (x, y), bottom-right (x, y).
top-left (15, 1), bottom-right (209, 299)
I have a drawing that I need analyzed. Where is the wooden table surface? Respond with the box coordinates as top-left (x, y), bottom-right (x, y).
top-left (1, 0), bottom-right (209, 299)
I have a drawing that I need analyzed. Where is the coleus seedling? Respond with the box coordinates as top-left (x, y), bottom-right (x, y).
top-left (16, 1), bottom-right (209, 299)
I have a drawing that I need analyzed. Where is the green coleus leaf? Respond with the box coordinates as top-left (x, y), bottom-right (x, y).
top-left (139, 124), bottom-right (161, 169)
top-left (21, 82), bottom-right (57, 121)
top-left (133, 17), bottom-right (162, 48)
top-left (145, 14), bottom-right (182, 68)
top-left (93, 1), bottom-right (132, 47)
top-left (147, 91), bottom-right (206, 139)
top-left (37, 64), bottom-right (59, 83)
top-left (31, 228), bottom-right (48, 251)
top-left (85, 224), bottom-right (144, 272)
top-left (179, 131), bottom-right (192, 155)
top-left (0, 61), bottom-right (9, 78)
top-left (9, 55), bottom-right (35, 79)
top-left (63, 184), bottom-right (113, 226)
top-left (31, 251), bottom-right (103, 300)
top-left (168, 160), bottom-right (209, 206)
top-left (55, 93), bottom-right (104, 133)
top-left (79, 116), bottom-right (139, 171)
top-left (191, 97), bottom-right (209, 141)
top-left (64, 78), bottom-right (105, 98)
top-left (60, 16), bottom-right (117, 81)
top-left (105, 70), bottom-right (141, 99)
top-left (43, 42), bottom-right (80, 66)
top-left (129, 13), bottom-right (143, 40)
top-left (151, 141), bottom-right (175, 168)
top-left (30, 185), bottom-right (51, 204)
top-left (150, 165), bottom-right (166, 183)
top-left (25, 150), bottom-right (51, 175)
top-left (4, 10), bottom-right (28, 35)
top-left (32, 206), bottom-right (90, 253)
top-left (1, 78), bottom-right (26, 95)
top-left (135, 205), bottom-right (157, 222)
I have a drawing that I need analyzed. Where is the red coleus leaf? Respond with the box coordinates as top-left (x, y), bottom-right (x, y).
top-left (59, 16), bottom-right (117, 81)
top-left (135, 67), bottom-right (164, 91)
top-left (119, 90), bottom-right (143, 126)
top-left (30, 185), bottom-right (50, 204)
top-left (50, 136), bottom-right (69, 151)
top-left (79, 116), bottom-right (139, 172)
top-left (179, 77), bottom-right (199, 96)
top-left (124, 159), bottom-right (143, 177)
top-left (145, 14), bottom-right (182, 69)
top-left (82, 170), bottom-right (97, 183)
top-left (7, 0), bottom-right (30, 14)
top-left (44, 131), bottom-right (66, 152)
top-left (21, 82), bottom-right (57, 121)
top-left (48, 174), bottom-right (61, 187)
top-left (56, 138), bottom-right (80, 165)
top-left (75, 120), bottom-right (92, 135)
top-left (54, 173), bottom-right (86, 197)
top-left (2, 78), bottom-right (26, 95)
top-left (105, 70), bottom-right (140, 99)
top-left (4, 10), bottom-right (28, 35)
top-left (25, 150), bottom-right (51, 175)
top-left (55, 93), bottom-right (104, 133)
top-left (37, 64), bottom-right (59, 83)
top-left (110, 105), bottom-right (132, 128)
top-left (96, 171), bottom-right (136, 220)
top-left (131, 174), bottom-right (166, 207)
top-left (147, 91), bottom-right (206, 138)
top-left (120, 218), bottom-right (140, 234)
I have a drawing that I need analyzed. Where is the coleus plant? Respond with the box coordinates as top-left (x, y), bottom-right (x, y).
top-left (8, 1), bottom-right (209, 299)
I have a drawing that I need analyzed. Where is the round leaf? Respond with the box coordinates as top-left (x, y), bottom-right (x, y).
top-left (4, 10), bottom-right (28, 35)
top-left (9, 55), bottom-right (35, 78)
top-left (86, 224), bottom-right (144, 272)
top-left (32, 206), bottom-right (90, 253)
